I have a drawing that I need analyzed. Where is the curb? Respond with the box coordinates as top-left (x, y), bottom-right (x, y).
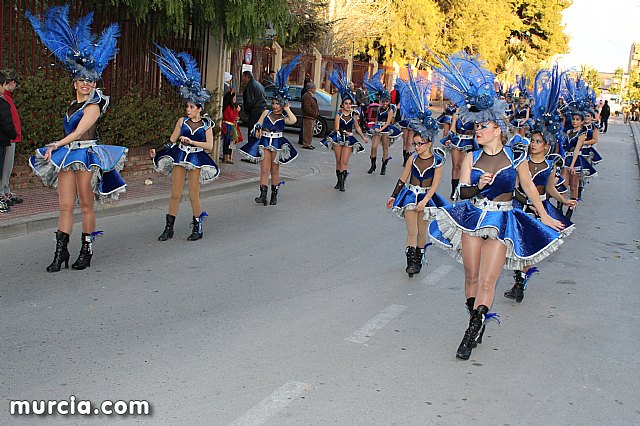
top-left (0, 176), bottom-right (259, 239)
top-left (630, 122), bottom-right (640, 172)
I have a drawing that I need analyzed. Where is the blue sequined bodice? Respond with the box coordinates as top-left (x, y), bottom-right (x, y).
top-left (62, 90), bottom-right (108, 137)
top-left (565, 128), bottom-right (585, 150)
top-left (262, 111), bottom-right (286, 132)
top-left (377, 106), bottom-right (392, 122)
top-left (471, 148), bottom-right (521, 200)
top-left (444, 105), bottom-right (457, 115)
top-left (180, 117), bottom-right (213, 142)
top-left (63, 105), bottom-right (87, 136)
top-left (515, 106), bottom-right (528, 119)
top-left (529, 158), bottom-right (553, 187)
top-left (456, 118), bottom-right (475, 133)
top-left (338, 111), bottom-right (357, 132)
top-left (585, 123), bottom-right (595, 141)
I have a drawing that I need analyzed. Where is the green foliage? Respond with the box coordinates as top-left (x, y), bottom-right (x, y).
top-left (581, 65), bottom-right (600, 97)
top-left (13, 72), bottom-right (71, 157)
top-left (99, 88), bottom-right (184, 148)
top-left (628, 68), bottom-right (640, 101)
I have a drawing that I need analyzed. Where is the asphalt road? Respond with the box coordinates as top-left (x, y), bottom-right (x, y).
top-left (1, 119), bottom-right (639, 425)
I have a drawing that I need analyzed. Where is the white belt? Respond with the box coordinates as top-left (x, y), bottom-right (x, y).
top-left (179, 143), bottom-right (203, 153)
top-left (69, 140), bottom-right (97, 149)
top-left (471, 197), bottom-right (513, 211)
top-left (263, 132), bottom-right (283, 139)
top-left (458, 134), bottom-right (474, 140)
top-left (526, 193), bottom-right (547, 204)
top-left (405, 183), bottom-right (429, 194)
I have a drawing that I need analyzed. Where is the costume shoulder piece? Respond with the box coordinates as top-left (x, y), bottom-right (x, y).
top-left (433, 146), bottom-right (447, 168)
top-left (507, 135), bottom-right (530, 168)
top-left (85, 89), bottom-right (110, 115)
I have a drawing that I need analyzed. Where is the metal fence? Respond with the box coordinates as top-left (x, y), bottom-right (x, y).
top-left (1, 0), bottom-right (209, 101)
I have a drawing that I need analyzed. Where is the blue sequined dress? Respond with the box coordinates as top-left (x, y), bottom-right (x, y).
top-left (437, 104), bottom-right (457, 125)
top-left (367, 105), bottom-right (402, 144)
top-left (392, 148), bottom-right (450, 220)
top-left (320, 110), bottom-right (365, 154)
top-left (429, 146), bottom-right (564, 270)
top-left (562, 127), bottom-right (597, 177)
top-left (580, 123), bottom-right (603, 165)
top-left (440, 119), bottom-right (477, 152)
top-left (29, 89), bottom-right (127, 201)
top-left (239, 111), bottom-right (298, 164)
top-left (153, 116), bottom-right (220, 184)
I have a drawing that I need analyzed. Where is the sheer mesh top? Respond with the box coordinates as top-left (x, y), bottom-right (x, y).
top-left (65, 101), bottom-right (98, 140)
top-left (472, 150), bottom-right (513, 201)
top-left (409, 155), bottom-right (435, 187)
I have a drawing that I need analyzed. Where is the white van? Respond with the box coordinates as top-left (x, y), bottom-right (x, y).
top-left (598, 94), bottom-right (622, 116)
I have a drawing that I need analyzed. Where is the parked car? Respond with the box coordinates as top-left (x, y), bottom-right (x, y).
top-left (238, 85), bottom-right (337, 137)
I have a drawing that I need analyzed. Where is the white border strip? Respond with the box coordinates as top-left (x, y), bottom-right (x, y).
top-left (421, 265), bottom-right (455, 286)
top-left (228, 381), bottom-right (309, 426)
top-left (345, 304), bottom-right (407, 345)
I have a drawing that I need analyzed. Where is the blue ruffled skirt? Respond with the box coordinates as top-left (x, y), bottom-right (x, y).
top-left (396, 119), bottom-right (410, 129)
top-left (367, 123), bottom-right (403, 145)
top-left (581, 146), bottom-right (603, 164)
top-left (153, 143), bottom-right (220, 184)
top-left (564, 151), bottom-right (597, 177)
top-left (29, 142), bottom-right (127, 201)
top-left (391, 184), bottom-right (449, 219)
top-left (429, 197), bottom-right (563, 270)
top-left (513, 198), bottom-right (575, 238)
top-left (239, 135), bottom-right (298, 164)
top-left (510, 118), bottom-right (533, 129)
top-left (440, 132), bottom-right (477, 152)
top-left (320, 132), bottom-right (365, 154)
top-left (437, 115), bottom-right (454, 125)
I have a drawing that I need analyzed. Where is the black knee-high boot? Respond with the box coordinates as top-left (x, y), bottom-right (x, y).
top-left (414, 247), bottom-right (425, 274)
top-left (255, 185), bottom-right (268, 205)
top-left (158, 214), bottom-right (176, 241)
top-left (464, 297), bottom-right (485, 345)
top-left (380, 159), bottom-right (389, 175)
top-left (187, 213), bottom-right (206, 241)
top-left (405, 247), bottom-right (418, 277)
top-left (269, 185), bottom-right (279, 205)
top-left (334, 170), bottom-right (341, 189)
top-left (47, 230), bottom-right (70, 272)
top-left (338, 170), bottom-right (347, 192)
top-left (367, 157), bottom-right (377, 174)
top-left (504, 270), bottom-right (526, 302)
top-left (456, 305), bottom-right (489, 360)
top-left (71, 233), bottom-right (93, 270)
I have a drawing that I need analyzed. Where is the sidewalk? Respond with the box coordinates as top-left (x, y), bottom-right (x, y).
top-left (0, 161), bottom-right (260, 239)
top-left (629, 120), bottom-right (640, 169)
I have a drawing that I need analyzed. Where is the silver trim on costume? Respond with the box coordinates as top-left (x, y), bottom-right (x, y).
top-left (69, 140), bottom-right (98, 149)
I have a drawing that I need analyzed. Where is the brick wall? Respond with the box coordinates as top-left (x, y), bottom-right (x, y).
top-left (11, 145), bottom-right (156, 190)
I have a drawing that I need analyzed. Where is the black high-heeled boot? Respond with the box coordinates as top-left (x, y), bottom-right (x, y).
top-left (367, 157), bottom-right (377, 174)
top-left (158, 214), bottom-right (176, 241)
top-left (334, 170), bottom-right (341, 189)
top-left (456, 305), bottom-right (489, 360)
top-left (464, 297), bottom-right (484, 345)
top-left (414, 247), bottom-right (425, 274)
top-left (405, 247), bottom-right (417, 277)
top-left (187, 215), bottom-right (204, 241)
top-left (380, 159), bottom-right (389, 175)
top-left (255, 185), bottom-right (268, 205)
top-left (47, 230), bottom-right (70, 272)
top-left (504, 270), bottom-right (526, 302)
top-left (71, 233), bottom-right (93, 270)
top-left (565, 198), bottom-right (576, 220)
top-left (338, 170), bottom-right (347, 192)
top-left (269, 185), bottom-right (279, 205)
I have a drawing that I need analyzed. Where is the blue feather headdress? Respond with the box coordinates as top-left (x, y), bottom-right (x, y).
top-left (530, 64), bottom-right (564, 145)
top-left (396, 66), bottom-right (438, 141)
top-left (25, 5), bottom-right (119, 82)
top-left (363, 70), bottom-right (390, 101)
top-left (325, 66), bottom-right (355, 104)
top-left (273, 54), bottom-right (302, 106)
top-left (562, 73), bottom-right (591, 116)
top-left (153, 43), bottom-right (210, 105)
top-left (424, 50), bottom-right (507, 132)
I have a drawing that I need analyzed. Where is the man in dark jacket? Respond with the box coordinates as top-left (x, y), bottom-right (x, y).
top-left (301, 82), bottom-right (319, 149)
top-left (242, 70), bottom-right (268, 133)
top-left (0, 72), bottom-right (17, 213)
top-left (600, 100), bottom-right (610, 133)
top-left (1, 69), bottom-right (23, 205)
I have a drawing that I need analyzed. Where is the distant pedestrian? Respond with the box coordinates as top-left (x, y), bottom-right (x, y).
top-left (301, 82), bottom-right (319, 149)
top-left (221, 91), bottom-right (242, 164)
top-left (223, 72), bottom-right (233, 95)
top-left (298, 76), bottom-right (312, 145)
top-left (242, 70), bottom-right (268, 134)
top-left (600, 100), bottom-right (610, 133)
top-left (0, 72), bottom-right (17, 214)
top-left (1, 69), bottom-right (23, 206)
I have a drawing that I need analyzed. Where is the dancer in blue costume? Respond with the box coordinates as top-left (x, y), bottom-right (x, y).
top-left (239, 56), bottom-right (300, 205)
top-left (363, 70), bottom-right (402, 175)
top-left (425, 50), bottom-right (566, 360)
top-left (387, 69), bottom-right (449, 277)
top-left (394, 79), bottom-right (414, 166)
top-left (578, 109), bottom-right (602, 199)
top-left (150, 44), bottom-right (218, 241)
top-left (26, 5), bottom-right (125, 272)
top-left (510, 76), bottom-right (531, 137)
top-left (321, 67), bottom-right (369, 191)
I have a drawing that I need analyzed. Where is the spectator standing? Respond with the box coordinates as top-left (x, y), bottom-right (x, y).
top-left (1, 70), bottom-right (22, 206)
top-left (301, 82), bottom-right (319, 149)
top-left (242, 70), bottom-right (268, 133)
top-left (600, 100), bottom-right (610, 133)
top-left (0, 72), bottom-right (17, 213)
top-left (298, 76), bottom-right (312, 145)
top-left (223, 72), bottom-right (233, 95)
top-left (221, 91), bottom-right (242, 164)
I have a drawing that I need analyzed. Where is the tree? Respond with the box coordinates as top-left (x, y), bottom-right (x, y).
top-left (581, 64), bottom-right (600, 97)
top-left (628, 68), bottom-right (640, 101)
top-left (609, 67), bottom-right (624, 95)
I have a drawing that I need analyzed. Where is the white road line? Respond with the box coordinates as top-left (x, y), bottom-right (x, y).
top-left (421, 264), bottom-right (454, 286)
top-left (228, 380), bottom-right (310, 426)
top-left (345, 304), bottom-right (407, 345)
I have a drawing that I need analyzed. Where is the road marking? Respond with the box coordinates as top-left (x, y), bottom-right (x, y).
top-left (228, 381), bottom-right (309, 426)
top-left (421, 265), bottom-right (454, 286)
top-left (345, 304), bottom-right (407, 345)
